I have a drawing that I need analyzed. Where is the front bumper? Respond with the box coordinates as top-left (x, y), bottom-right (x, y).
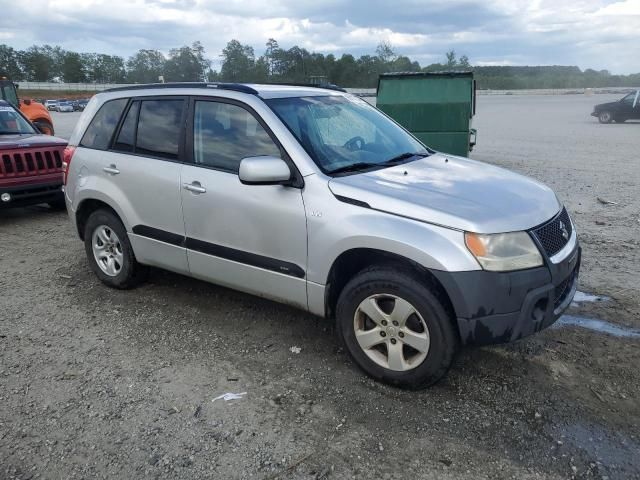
top-left (433, 241), bottom-right (581, 346)
top-left (0, 181), bottom-right (64, 208)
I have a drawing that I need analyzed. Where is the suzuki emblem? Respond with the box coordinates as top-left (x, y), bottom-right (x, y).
top-left (559, 220), bottom-right (569, 240)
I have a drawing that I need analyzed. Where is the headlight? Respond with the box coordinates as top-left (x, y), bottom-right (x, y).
top-left (465, 231), bottom-right (543, 271)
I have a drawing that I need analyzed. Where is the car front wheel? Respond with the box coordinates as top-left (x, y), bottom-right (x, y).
top-left (336, 265), bottom-right (458, 389)
top-left (598, 111), bottom-right (613, 123)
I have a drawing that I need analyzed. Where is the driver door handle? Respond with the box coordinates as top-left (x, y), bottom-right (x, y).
top-left (183, 181), bottom-right (206, 194)
top-left (103, 165), bottom-right (120, 175)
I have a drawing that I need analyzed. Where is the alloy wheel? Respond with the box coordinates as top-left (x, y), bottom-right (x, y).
top-left (353, 294), bottom-right (430, 371)
top-left (92, 225), bottom-right (124, 277)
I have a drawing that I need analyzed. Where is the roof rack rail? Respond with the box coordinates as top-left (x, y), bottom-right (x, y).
top-left (103, 82), bottom-right (259, 95)
top-left (263, 82), bottom-right (347, 93)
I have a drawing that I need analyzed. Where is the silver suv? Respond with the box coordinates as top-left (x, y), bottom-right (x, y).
top-left (63, 83), bottom-right (580, 389)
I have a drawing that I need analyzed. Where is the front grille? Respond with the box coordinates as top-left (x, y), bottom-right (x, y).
top-left (532, 207), bottom-right (573, 257)
top-left (0, 148), bottom-right (63, 178)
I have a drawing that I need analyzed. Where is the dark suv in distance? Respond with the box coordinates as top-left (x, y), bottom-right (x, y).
top-left (592, 89), bottom-right (640, 123)
top-left (0, 100), bottom-right (67, 209)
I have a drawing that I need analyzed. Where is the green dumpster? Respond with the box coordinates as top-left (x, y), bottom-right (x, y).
top-left (376, 72), bottom-right (477, 157)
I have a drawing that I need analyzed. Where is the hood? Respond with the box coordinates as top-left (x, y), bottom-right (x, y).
top-left (0, 133), bottom-right (67, 148)
top-left (594, 101), bottom-right (619, 110)
top-left (328, 154), bottom-right (560, 234)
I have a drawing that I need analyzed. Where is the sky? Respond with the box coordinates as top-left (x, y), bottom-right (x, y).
top-left (1, 0), bottom-right (639, 74)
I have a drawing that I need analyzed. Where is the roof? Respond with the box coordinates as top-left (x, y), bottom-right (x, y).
top-left (103, 82), bottom-right (346, 99)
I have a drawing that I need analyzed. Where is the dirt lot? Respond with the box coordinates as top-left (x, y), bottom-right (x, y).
top-left (1, 95), bottom-right (639, 480)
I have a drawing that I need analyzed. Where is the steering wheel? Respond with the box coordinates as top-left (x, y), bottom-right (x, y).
top-left (343, 136), bottom-right (365, 151)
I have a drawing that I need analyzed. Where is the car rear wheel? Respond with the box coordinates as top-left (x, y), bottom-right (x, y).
top-left (598, 111), bottom-right (613, 123)
top-left (84, 209), bottom-right (147, 289)
top-left (336, 265), bottom-right (458, 389)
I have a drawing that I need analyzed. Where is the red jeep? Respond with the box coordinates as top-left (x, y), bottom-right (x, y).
top-left (0, 100), bottom-right (67, 209)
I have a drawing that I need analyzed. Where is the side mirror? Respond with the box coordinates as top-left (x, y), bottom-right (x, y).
top-left (238, 156), bottom-right (292, 185)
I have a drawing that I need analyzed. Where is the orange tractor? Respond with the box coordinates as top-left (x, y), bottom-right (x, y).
top-left (0, 78), bottom-right (55, 135)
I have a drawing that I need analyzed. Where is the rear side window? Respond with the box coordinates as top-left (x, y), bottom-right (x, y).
top-left (80, 99), bottom-right (128, 150)
top-left (113, 101), bottom-right (139, 152)
top-left (136, 100), bottom-right (184, 160)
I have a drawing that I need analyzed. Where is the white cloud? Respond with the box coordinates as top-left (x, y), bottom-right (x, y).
top-left (0, 0), bottom-right (638, 73)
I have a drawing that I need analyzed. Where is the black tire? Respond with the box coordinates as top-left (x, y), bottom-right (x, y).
top-left (84, 209), bottom-right (147, 289)
top-left (33, 120), bottom-right (54, 136)
top-left (598, 111), bottom-right (613, 124)
top-left (336, 265), bottom-right (458, 389)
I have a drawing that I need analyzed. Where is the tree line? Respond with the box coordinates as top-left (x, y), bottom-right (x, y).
top-left (1, 40), bottom-right (638, 89)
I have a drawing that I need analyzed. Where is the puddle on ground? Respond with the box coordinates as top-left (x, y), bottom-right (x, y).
top-left (555, 315), bottom-right (640, 338)
top-left (572, 290), bottom-right (610, 305)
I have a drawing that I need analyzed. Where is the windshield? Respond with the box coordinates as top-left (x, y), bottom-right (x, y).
top-left (0, 104), bottom-right (36, 135)
top-left (266, 95), bottom-right (428, 174)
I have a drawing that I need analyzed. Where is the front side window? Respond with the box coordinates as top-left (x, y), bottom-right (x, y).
top-left (193, 101), bottom-right (281, 172)
top-left (622, 93), bottom-right (636, 105)
top-left (136, 99), bottom-right (184, 160)
top-left (266, 95), bottom-right (428, 174)
top-left (0, 104), bottom-right (35, 135)
top-left (80, 98), bottom-right (128, 150)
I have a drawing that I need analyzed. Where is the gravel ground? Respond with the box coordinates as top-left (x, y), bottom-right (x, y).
top-left (1, 95), bottom-right (639, 480)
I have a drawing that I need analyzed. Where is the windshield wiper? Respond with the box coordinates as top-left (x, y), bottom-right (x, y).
top-left (329, 162), bottom-right (379, 174)
top-left (329, 152), bottom-right (430, 175)
top-left (380, 151), bottom-right (430, 165)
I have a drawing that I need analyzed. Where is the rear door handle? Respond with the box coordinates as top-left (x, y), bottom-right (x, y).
top-left (103, 165), bottom-right (120, 175)
top-left (183, 181), bottom-right (206, 194)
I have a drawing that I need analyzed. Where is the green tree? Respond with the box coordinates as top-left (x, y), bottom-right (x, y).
top-left (445, 49), bottom-right (457, 68)
top-left (220, 40), bottom-right (255, 82)
top-left (61, 51), bottom-right (86, 82)
top-left (458, 55), bottom-right (471, 69)
top-left (376, 41), bottom-right (396, 65)
top-left (265, 38), bottom-right (280, 76)
top-left (165, 42), bottom-right (210, 81)
top-left (127, 49), bottom-right (166, 83)
top-left (19, 45), bottom-right (63, 81)
top-left (333, 54), bottom-right (358, 87)
top-left (84, 53), bottom-right (126, 83)
top-left (390, 56), bottom-right (421, 73)
top-left (0, 44), bottom-right (23, 79)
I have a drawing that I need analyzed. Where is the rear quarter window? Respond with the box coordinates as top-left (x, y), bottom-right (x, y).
top-left (135, 99), bottom-right (184, 160)
top-left (80, 98), bottom-right (128, 150)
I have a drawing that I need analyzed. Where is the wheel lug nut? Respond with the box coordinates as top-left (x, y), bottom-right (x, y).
top-left (399, 331), bottom-right (404, 338)
top-left (381, 320), bottom-right (388, 326)
top-left (390, 338), bottom-right (397, 344)
top-left (380, 331), bottom-right (386, 337)
top-left (392, 321), bottom-right (399, 326)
